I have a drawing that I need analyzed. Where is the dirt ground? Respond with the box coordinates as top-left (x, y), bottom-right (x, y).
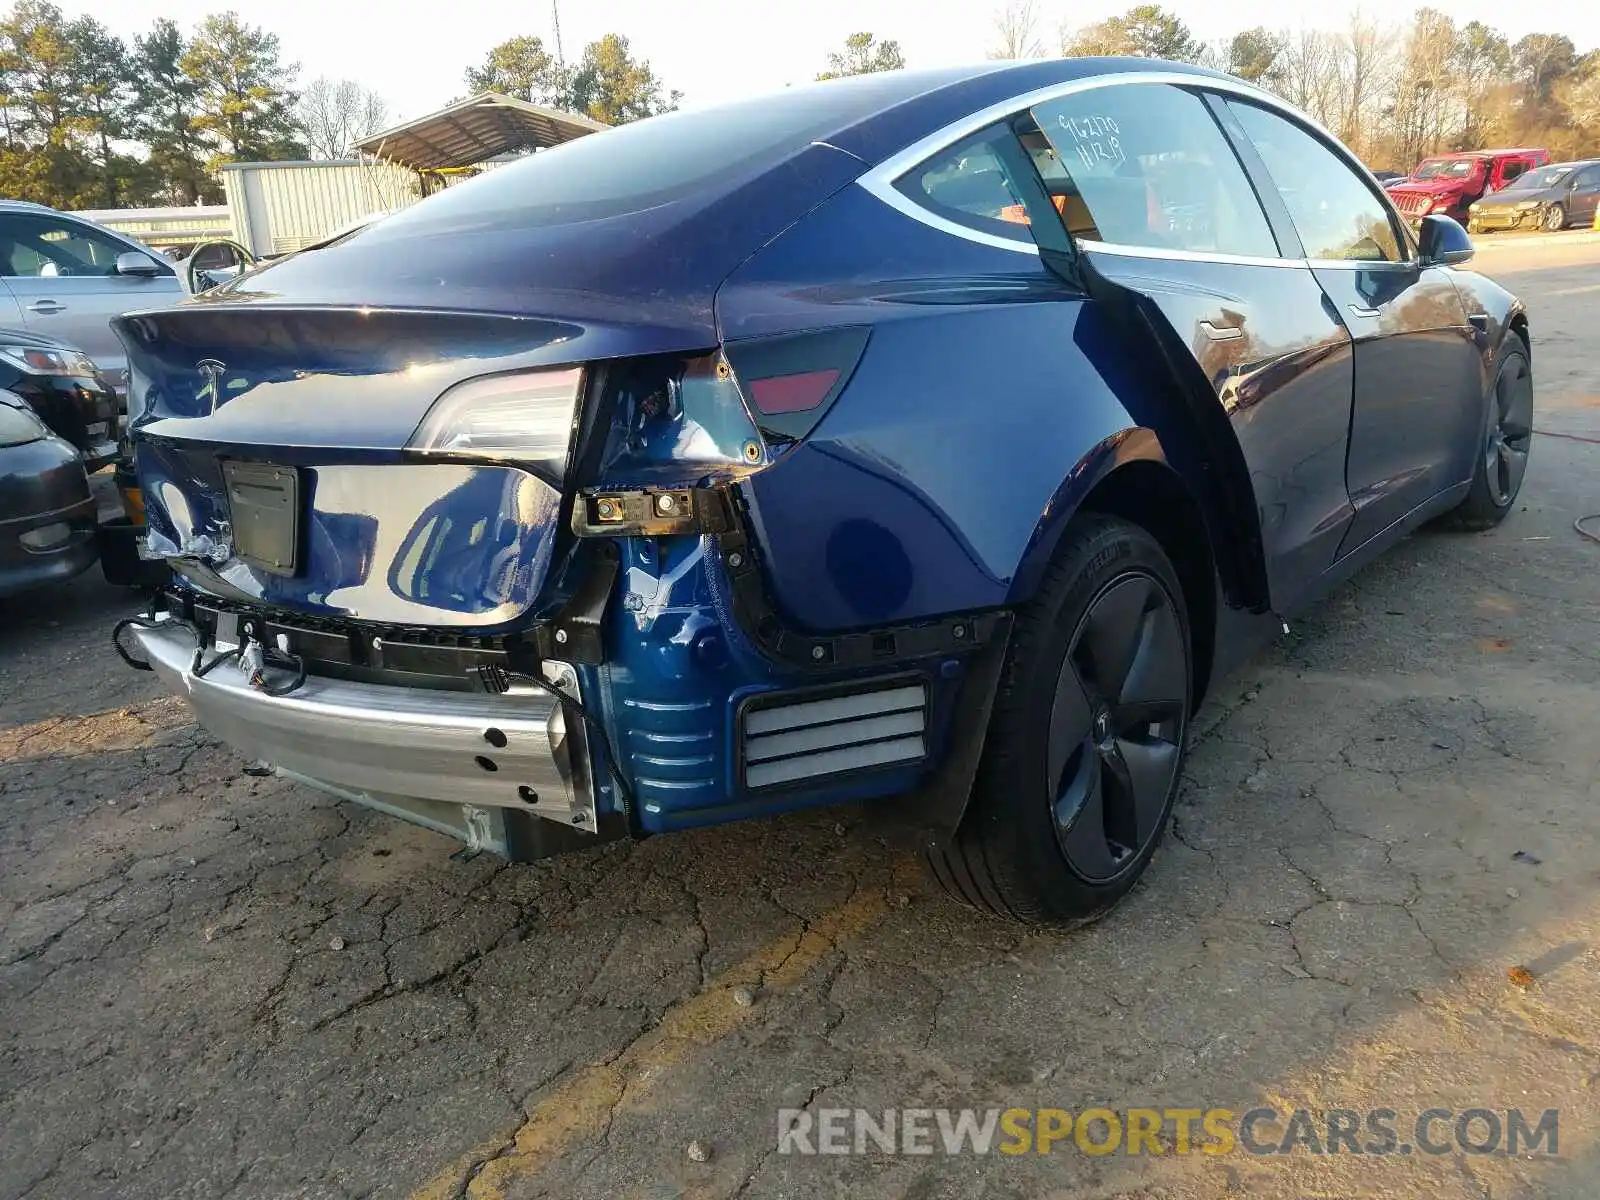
top-left (3, 238), bottom-right (1599, 1200)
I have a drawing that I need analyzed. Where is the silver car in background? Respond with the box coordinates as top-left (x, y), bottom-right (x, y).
top-left (0, 200), bottom-right (252, 389)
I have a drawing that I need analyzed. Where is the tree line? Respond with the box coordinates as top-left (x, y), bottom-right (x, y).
top-left (995, 1), bottom-right (1600, 170)
top-left (0, 2), bottom-right (309, 208)
top-left (0, 2), bottom-right (681, 211)
top-left (8, 0), bottom-right (1596, 215)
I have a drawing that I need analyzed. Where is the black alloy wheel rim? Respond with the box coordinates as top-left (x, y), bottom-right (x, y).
top-left (1485, 350), bottom-right (1533, 507)
top-left (1047, 572), bottom-right (1187, 883)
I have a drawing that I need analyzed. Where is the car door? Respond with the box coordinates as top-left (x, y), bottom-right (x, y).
top-left (0, 211), bottom-right (181, 378)
top-left (1494, 157), bottom-right (1530, 193)
top-left (1022, 81), bottom-right (1357, 613)
top-left (1568, 166), bottom-right (1600, 225)
top-left (1222, 98), bottom-right (1484, 553)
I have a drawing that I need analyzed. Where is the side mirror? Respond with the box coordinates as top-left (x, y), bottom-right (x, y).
top-left (115, 250), bottom-right (162, 277)
top-left (1418, 214), bottom-right (1474, 267)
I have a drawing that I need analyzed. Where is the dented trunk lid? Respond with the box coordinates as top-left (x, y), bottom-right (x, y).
top-left (115, 306), bottom-right (700, 631)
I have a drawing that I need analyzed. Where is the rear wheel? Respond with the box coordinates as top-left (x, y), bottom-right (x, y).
top-left (1542, 204), bottom-right (1567, 232)
top-left (1441, 332), bottom-right (1532, 531)
top-left (926, 516), bottom-right (1192, 924)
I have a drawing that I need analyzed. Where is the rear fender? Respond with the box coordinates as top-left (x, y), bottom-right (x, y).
top-left (1011, 253), bottom-right (1269, 615)
top-left (716, 185), bottom-right (1269, 631)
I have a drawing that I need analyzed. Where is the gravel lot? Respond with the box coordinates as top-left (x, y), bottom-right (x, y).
top-left (4, 239), bottom-right (1599, 1200)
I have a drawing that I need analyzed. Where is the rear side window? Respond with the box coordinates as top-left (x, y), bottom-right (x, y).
top-left (1225, 100), bottom-right (1402, 263)
top-left (1025, 83), bottom-right (1278, 258)
top-left (892, 124), bottom-right (1037, 246)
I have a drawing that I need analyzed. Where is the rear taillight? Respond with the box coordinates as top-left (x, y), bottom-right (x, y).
top-left (405, 366), bottom-right (583, 483)
top-left (723, 327), bottom-right (869, 443)
top-left (589, 353), bottom-right (768, 486)
top-left (582, 328), bottom-right (870, 492)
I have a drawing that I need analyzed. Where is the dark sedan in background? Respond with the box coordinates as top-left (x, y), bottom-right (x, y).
top-left (0, 391), bottom-right (97, 597)
top-left (0, 328), bottom-right (121, 470)
top-left (1469, 160), bottom-right (1600, 233)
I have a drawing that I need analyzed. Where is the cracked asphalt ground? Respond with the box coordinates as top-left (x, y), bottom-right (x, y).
top-left (4, 238), bottom-right (1600, 1200)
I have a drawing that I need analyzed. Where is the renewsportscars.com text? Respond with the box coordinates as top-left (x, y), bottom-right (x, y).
top-left (777, 1106), bottom-right (1560, 1157)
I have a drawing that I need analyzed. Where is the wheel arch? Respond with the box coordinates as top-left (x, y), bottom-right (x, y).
top-left (1507, 305), bottom-right (1531, 361)
top-left (1077, 459), bottom-right (1219, 708)
top-left (1007, 432), bottom-right (1260, 707)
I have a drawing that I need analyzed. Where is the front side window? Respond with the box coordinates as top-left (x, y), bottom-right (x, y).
top-left (0, 216), bottom-right (151, 278)
top-left (1025, 84), bottom-right (1278, 259)
top-left (1226, 100), bottom-right (1402, 263)
top-left (893, 124), bottom-right (1037, 246)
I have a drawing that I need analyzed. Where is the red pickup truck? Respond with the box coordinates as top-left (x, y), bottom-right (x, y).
top-left (1386, 149), bottom-right (1550, 226)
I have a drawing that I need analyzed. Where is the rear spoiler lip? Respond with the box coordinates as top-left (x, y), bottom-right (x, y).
top-left (112, 301), bottom-right (710, 347)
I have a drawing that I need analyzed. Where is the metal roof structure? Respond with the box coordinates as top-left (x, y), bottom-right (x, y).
top-left (354, 92), bottom-right (608, 172)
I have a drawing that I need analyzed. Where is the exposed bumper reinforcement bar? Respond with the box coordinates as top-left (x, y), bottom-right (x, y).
top-left (131, 620), bottom-right (594, 830)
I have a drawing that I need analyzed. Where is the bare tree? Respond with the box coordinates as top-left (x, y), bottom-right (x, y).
top-left (1454, 21), bottom-right (1512, 148)
top-left (1335, 9), bottom-right (1397, 158)
top-left (1271, 28), bottom-right (1342, 128)
top-left (1388, 9), bottom-right (1459, 164)
top-left (1562, 69), bottom-right (1600, 133)
top-left (299, 76), bottom-right (389, 160)
top-left (990, 0), bottom-right (1044, 60)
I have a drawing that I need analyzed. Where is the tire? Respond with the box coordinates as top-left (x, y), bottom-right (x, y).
top-left (1440, 331), bottom-right (1532, 531)
top-left (1542, 204), bottom-right (1566, 232)
top-left (926, 515), bottom-right (1192, 925)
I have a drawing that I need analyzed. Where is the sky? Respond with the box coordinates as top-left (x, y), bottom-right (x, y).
top-left (60, 0), bottom-right (1600, 128)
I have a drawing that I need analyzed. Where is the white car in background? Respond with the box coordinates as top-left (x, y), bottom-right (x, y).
top-left (0, 200), bottom-right (252, 389)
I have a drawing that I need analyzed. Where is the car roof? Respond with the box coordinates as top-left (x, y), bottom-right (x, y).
top-left (739, 57), bottom-right (1240, 171)
top-left (1424, 149), bottom-right (1545, 160)
top-left (697, 57), bottom-right (1229, 125)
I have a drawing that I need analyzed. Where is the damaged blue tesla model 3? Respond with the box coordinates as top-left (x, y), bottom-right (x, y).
top-left (112, 58), bottom-right (1531, 923)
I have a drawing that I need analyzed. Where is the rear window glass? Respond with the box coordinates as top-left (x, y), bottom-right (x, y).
top-left (370, 73), bottom-right (960, 234)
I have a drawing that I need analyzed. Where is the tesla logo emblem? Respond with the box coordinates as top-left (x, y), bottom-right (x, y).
top-left (196, 359), bottom-right (226, 413)
top-left (1093, 708), bottom-right (1113, 745)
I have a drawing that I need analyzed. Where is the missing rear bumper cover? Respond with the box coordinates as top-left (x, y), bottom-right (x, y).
top-left (573, 483), bottom-right (1004, 672)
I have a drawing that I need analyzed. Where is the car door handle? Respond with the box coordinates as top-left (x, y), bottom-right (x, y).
top-left (1199, 320), bottom-right (1244, 341)
top-left (27, 299), bottom-right (65, 314)
top-left (1347, 304), bottom-right (1381, 319)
